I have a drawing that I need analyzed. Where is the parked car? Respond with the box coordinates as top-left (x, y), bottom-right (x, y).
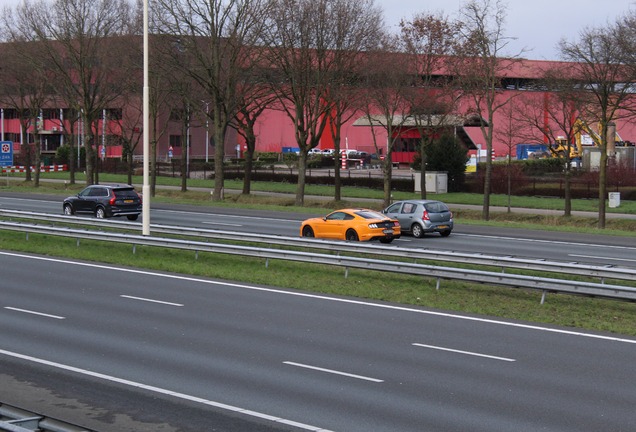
top-left (300, 208), bottom-right (401, 243)
top-left (383, 200), bottom-right (453, 238)
top-left (63, 184), bottom-right (142, 220)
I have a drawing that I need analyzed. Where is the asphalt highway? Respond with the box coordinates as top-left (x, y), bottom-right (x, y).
top-left (0, 192), bottom-right (635, 268)
top-left (1, 251), bottom-right (635, 431)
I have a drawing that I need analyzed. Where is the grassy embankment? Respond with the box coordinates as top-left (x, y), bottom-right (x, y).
top-left (1, 172), bottom-right (635, 336)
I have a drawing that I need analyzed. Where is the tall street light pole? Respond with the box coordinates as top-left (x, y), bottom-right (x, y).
top-left (142, 0), bottom-right (150, 235)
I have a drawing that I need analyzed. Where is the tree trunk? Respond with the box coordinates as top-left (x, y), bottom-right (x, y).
top-left (68, 133), bottom-right (76, 185)
top-left (295, 152), bottom-right (307, 206)
top-left (564, 160), bottom-right (572, 217)
top-left (333, 128), bottom-right (342, 202)
top-left (598, 150), bottom-right (607, 228)
top-left (212, 113), bottom-right (226, 201)
top-left (34, 133), bottom-right (41, 187)
top-left (85, 131), bottom-right (95, 186)
top-left (420, 145), bottom-right (427, 200)
top-left (383, 156), bottom-right (392, 208)
top-left (242, 147), bottom-right (254, 195)
top-left (482, 145), bottom-right (492, 220)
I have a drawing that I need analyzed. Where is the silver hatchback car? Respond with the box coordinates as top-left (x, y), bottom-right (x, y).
top-left (383, 200), bottom-right (453, 238)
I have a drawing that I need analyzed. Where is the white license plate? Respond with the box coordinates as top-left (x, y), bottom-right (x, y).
top-left (383, 229), bottom-right (394, 234)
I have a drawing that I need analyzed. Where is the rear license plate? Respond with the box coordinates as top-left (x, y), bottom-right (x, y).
top-left (383, 229), bottom-right (394, 234)
top-left (124, 199), bottom-right (134, 203)
top-left (437, 225), bottom-right (448, 229)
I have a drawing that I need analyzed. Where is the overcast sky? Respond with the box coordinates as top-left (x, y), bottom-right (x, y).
top-left (380, 0), bottom-right (633, 60)
top-left (1, 0), bottom-right (631, 60)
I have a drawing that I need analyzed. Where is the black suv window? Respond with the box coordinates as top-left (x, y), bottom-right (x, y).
top-left (89, 187), bottom-right (108, 197)
top-left (114, 188), bottom-right (138, 199)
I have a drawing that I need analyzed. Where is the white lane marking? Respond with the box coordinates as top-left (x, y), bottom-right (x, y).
top-left (283, 361), bottom-right (384, 383)
top-left (4, 307), bottom-right (65, 320)
top-left (568, 253), bottom-right (636, 264)
top-left (156, 209), bottom-right (299, 223)
top-left (0, 349), bottom-right (332, 432)
top-left (455, 233), bottom-right (636, 251)
top-left (201, 221), bottom-right (243, 227)
top-left (120, 295), bottom-right (183, 307)
top-left (412, 343), bottom-right (515, 362)
top-left (3, 251), bottom-right (636, 345)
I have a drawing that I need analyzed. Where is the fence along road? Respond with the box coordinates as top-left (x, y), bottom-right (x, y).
top-left (0, 211), bottom-right (634, 304)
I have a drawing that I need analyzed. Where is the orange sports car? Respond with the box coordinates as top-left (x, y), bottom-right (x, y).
top-left (300, 208), bottom-right (401, 243)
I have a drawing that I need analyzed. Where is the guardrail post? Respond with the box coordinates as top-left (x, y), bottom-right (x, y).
top-left (541, 290), bottom-right (547, 305)
top-left (344, 267), bottom-right (349, 278)
top-left (133, 244), bottom-right (136, 254)
top-left (195, 250), bottom-right (199, 260)
top-left (265, 258), bottom-right (269, 268)
top-left (436, 277), bottom-right (441, 291)
top-left (76, 238), bottom-right (80, 247)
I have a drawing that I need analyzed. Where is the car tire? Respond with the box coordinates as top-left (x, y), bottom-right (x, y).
top-left (127, 214), bottom-right (139, 221)
top-left (345, 229), bottom-right (359, 242)
top-left (411, 223), bottom-right (424, 238)
top-left (440, 230), bottom-right (451, 237)
top-left (63, 204), bottom-right (74, 216)
top-left (95, 207), bottom-right (107, 219)
top-left (302, 226), bottom-right (314, 237)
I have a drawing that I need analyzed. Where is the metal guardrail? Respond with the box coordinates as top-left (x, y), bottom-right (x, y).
top-left (0, 217), bottom-right (635, 304)
top-left (0, 403), bottom-right (90, 432)
top-left (1, 209), bottom-right (634, 283)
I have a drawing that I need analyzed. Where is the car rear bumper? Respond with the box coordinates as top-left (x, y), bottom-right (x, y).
top-left (422, 221), bottom-right (453, 232)
top-left (110, 206), bottom-right (142, 217)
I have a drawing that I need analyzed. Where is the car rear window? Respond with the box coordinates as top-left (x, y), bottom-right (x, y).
top-left (114, 189), bottom-right (138, 199)
top-left (425, 202), bottom-right (449, 213)
top-left (355, 210), bottom-right (387, 220)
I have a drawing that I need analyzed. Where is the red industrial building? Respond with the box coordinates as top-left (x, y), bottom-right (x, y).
top-left (1, 58), bottom-right (635, 167)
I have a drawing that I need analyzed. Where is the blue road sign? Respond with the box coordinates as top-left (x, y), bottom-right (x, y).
top-left (0, 141), bottom-right (13, 167)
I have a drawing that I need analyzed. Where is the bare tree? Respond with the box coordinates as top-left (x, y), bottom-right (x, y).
top-left (144, 34), bottom-right (181, 196)
top-left (359, 39), bottom-right (413, 208)
top-left (153, 0), bottom-right (271, 201)
top-left (559, 18), bottom-right (636, 228)
top-left (0, 39), bottom-right (51, 186)
top-left (451, 0), bottom-right (523, 220)
top-left (494, 99), bottom-right (524, 212)
top-left (514, 73), bottom-right (582, 217)
top-left (11, 0), bottom-right (137, 186)
top-left (400, 12), bottom-right (460, 199)
top-left (230, 84), bottom-right (275, 195)
top-left (324, 0), bottom-right (383, 202)
top-left (264, 0), bottom-right (369, 206)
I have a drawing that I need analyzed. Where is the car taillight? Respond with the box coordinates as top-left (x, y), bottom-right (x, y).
top-left (109, 193), bottom-right (116, 205)
top-left (421, 210), bottom-right (430, 221)
top-left (394, 221), bottom-right (400, 227)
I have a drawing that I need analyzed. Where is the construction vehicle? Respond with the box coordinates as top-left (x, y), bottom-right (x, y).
top-left (547, 120), bottom-right (632, 160)
top-left (547, 136), bottom-right (579, 159)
